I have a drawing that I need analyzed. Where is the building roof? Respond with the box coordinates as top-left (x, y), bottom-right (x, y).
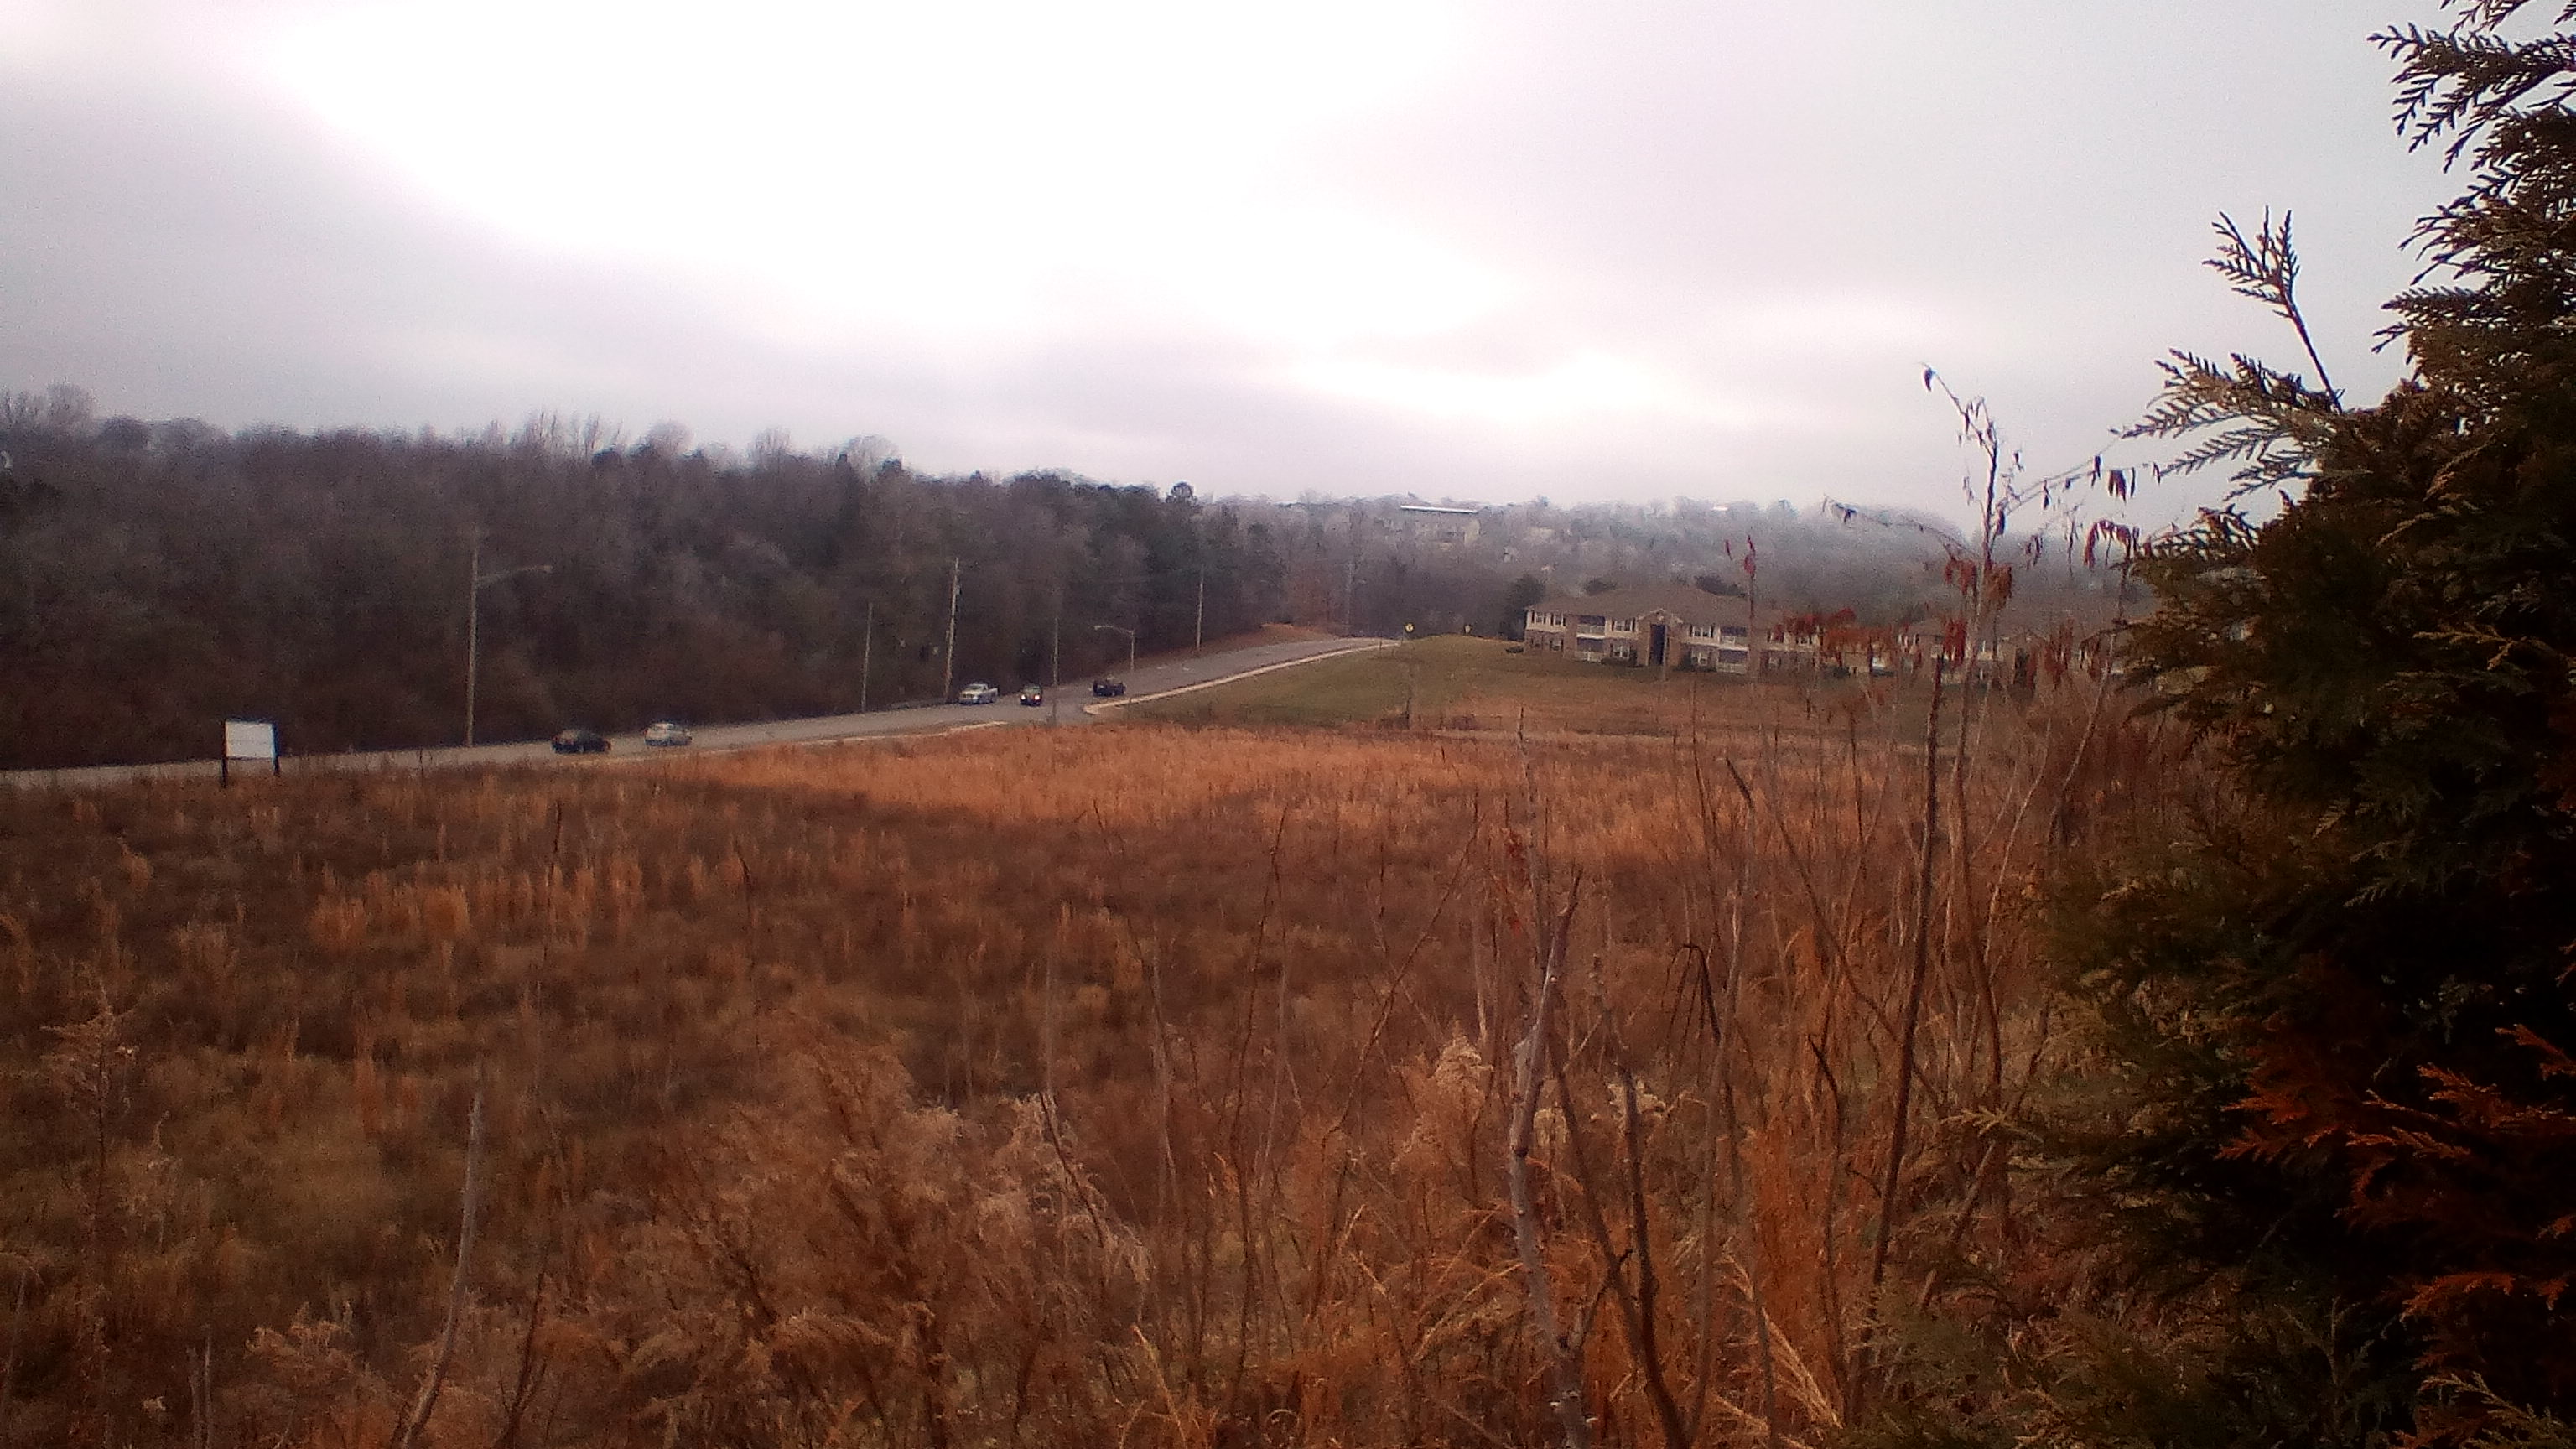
top-left (1398, 503), bottom-right (1483, 516)
top-left (1531, 584), bottom-right (1752, 626)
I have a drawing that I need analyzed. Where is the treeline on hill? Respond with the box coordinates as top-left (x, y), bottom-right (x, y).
top-left (0, 411), bottom-right (1281, 769)
top-left (0, 395), bottom-right (2126, 770)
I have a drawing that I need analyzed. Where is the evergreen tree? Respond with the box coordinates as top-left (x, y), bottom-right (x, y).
top-left (2030, 4), bottom-right (2576, 1443)
top-left (1500, 573), bottom-right (1546, 638)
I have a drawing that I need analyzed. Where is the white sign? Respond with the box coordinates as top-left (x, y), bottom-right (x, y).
top-left (222, 719), bottom-right (277, 761)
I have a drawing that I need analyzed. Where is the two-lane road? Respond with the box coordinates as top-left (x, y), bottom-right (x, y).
top-left (3, 634), bottom-right (1398, 791)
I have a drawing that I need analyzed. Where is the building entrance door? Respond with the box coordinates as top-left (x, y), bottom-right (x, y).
top-left (1649, 622), bottom-right (1668, 667)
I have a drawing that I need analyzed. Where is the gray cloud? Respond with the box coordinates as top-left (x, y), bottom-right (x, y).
top-left (0, 2), bottom-right (2465, 526)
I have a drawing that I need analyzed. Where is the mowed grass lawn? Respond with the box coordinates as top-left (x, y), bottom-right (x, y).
top-left (1126, 632), bottom-right (1858, 735)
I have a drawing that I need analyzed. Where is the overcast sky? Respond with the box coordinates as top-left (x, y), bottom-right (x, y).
top-left (0, 1), bottom-right (2461, 523)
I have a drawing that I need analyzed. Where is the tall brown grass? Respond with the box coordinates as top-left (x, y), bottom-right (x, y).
top-left (0, 674), bottom-right (2191, 1446)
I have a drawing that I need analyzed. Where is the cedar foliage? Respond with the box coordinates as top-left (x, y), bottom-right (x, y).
top-left (1940, 3), bottom-right (2576, 1444)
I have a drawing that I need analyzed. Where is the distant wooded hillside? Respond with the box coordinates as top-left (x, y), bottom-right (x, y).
top-left (0, 391), bottom-right (2124, 767)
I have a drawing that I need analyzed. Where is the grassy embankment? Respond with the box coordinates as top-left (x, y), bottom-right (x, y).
top-left (1128, 633), bottom-right (1858, 735)
top-left (0, 665), bottom-right (2176, 1447)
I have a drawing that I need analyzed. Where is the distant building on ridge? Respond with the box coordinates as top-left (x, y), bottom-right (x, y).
top-left (1397, 504), bottom-right (1481, 548)
top-left (1520, 583), bottom-right (1753, 671)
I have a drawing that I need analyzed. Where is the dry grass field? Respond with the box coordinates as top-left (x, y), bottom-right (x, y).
top-left (1129, 634), bottom-right (1815, 738)
top-left (0, 669), bottom-right (2192, 1447)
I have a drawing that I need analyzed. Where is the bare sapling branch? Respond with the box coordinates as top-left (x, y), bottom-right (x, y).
top-left (1555, 950), bottom-right (1693, 1449)
top-left (1685, 741), bottom-right (1788, 1448)
top-left (392, 1070), bottom-right (486, 1449)
top-left (1850, 658), bottom-right (1946, 1420)
top-left (1509, 726), bottom-right (1594, 1449)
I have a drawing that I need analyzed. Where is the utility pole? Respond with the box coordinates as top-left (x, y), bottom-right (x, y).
top-left (1746, 535), bottom-right (1763, 682)
top-left (939, 556), bottom-right (960, 702)
top-left (858, 599), bottom-right (875, 714)
top-left (1092, 623), bottom-right (1136, 680)
top-left (465, 532), bottom-right (480, 745)
top-left (1049, 587), bottom-right (1062, 725)
top-left (1194, 566), bottom-right (1206, 656)
top-left (465, 529), bottom-right (550, 747)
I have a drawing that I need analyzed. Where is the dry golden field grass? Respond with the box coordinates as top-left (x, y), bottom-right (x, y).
top-left (0, 671), bottom-right (2192, 1447)
top-left (1129, 634), bottom-right (1822, 739)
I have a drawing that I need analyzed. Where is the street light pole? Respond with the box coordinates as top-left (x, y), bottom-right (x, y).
top-left (465, 535), bottom-right (480, 745)
top-left (858, 599), bottom-right (875, 714)
top-left (1091, 623), bottom-right (1135, 680)
top-left (465, 531), bottom-right (552, 747)
top-left (1191, 509), bottom-right (1207, 657)
top-left (940, 556), bottom-right (960, 703)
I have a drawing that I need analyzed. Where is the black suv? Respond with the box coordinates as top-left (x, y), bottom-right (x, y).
top-left (550, 728), bottom-right (609, 755)
top-left (1091, 677), bottom-right (1127, 698)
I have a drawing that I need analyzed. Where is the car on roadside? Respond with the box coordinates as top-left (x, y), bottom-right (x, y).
top-left (642, 720), bottom-right (693, 747)
top-left (1019, 685), bottom-right (1044, 706)
top-left (1091, 677), bottom-right (1126, 698)
top-left (957, 682), bottom-right (999, 704)
top-left (550, 727), bottom-right (609, 755)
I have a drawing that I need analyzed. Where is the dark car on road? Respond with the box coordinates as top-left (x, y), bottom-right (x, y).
top-left (551, 728), bottom-right (609, 755)
top-left (1091, 677), bottom-right (1126, 698)
top-left (1019, 685), bottom-right (1044, 706)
